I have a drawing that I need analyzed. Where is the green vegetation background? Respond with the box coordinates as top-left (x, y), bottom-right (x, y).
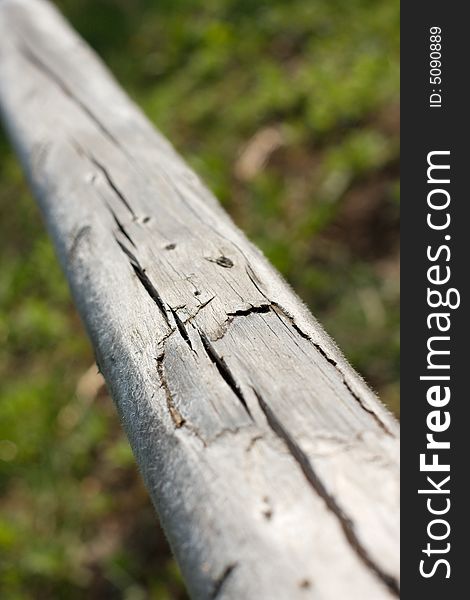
top-left (0, 0), bottom-right (399, 597)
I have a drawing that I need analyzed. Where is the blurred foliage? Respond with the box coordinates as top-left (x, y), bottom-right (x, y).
top-left (0, 0), bottom-right (399, 597)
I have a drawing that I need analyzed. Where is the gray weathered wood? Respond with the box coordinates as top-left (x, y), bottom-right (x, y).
top-left (0, 1), bottom-right (399, 598)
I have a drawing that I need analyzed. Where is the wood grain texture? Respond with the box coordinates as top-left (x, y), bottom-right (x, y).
top-left (0, 1), bottom-right (400, 598)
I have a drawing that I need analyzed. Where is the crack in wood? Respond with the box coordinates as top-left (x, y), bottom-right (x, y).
top-left (156, 352), bottom-right (186, 429)
top-left (18, 40), bottom-right (125, 153)
top-left (111, 187), bottom-right (393, 451)
top-left (107, 204), bottom-right (136, 248)
top-left (211, 563), bottom-right (237, 599)
top-left (274, 307), bottom-right (393, 435)
top-left (155, 351), bottom-right (207, 446)
top-left (188, 295), bottom-right (216, 316)
top-left (226, 304), bottom-right (271, 318)
top-left (67, 224), bottom-right (91, 262)
top-left (205, 255), bottom-right (234, 268)
top-left (275, 304), bottom-right (393, 436)
top-left (339, 374), bottom-right (393, 436)
top-left (209, 424), bottom-right (257, 445)
top-left (245, 434), bottom-right (264, 453)
top-left (85, 151), bottom-right (136, 217)
top-left (254, 388), bottom-right (399, 597)
top-left (169, 307), bottom-right (194, 352)
top-left (199, 331), bottom-right (253, 420)
top-left (114, 238), bottom-right (171, 327)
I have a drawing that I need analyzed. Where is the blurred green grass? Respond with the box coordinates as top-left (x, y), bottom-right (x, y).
top-left (0, 0), bottom-right (399, 597)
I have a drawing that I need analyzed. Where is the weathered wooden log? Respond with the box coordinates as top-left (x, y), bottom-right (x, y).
top-left (0, 1), bottom-right (399, 598)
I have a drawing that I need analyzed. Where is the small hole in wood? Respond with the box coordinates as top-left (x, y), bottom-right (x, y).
top-left (262, 496), bottom-right (272, 520)
top-left (299, 579), bottom-right (312, 590)
top-left (215, 256), bottom-right (233, 268)
top-left (142, 216), bottom-right (151, 223)
top-left (165, 243), bottom-right (176, 250)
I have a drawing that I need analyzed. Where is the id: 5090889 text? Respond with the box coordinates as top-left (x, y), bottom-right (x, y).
top-left (429, 26), bottom-right (442, 108)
